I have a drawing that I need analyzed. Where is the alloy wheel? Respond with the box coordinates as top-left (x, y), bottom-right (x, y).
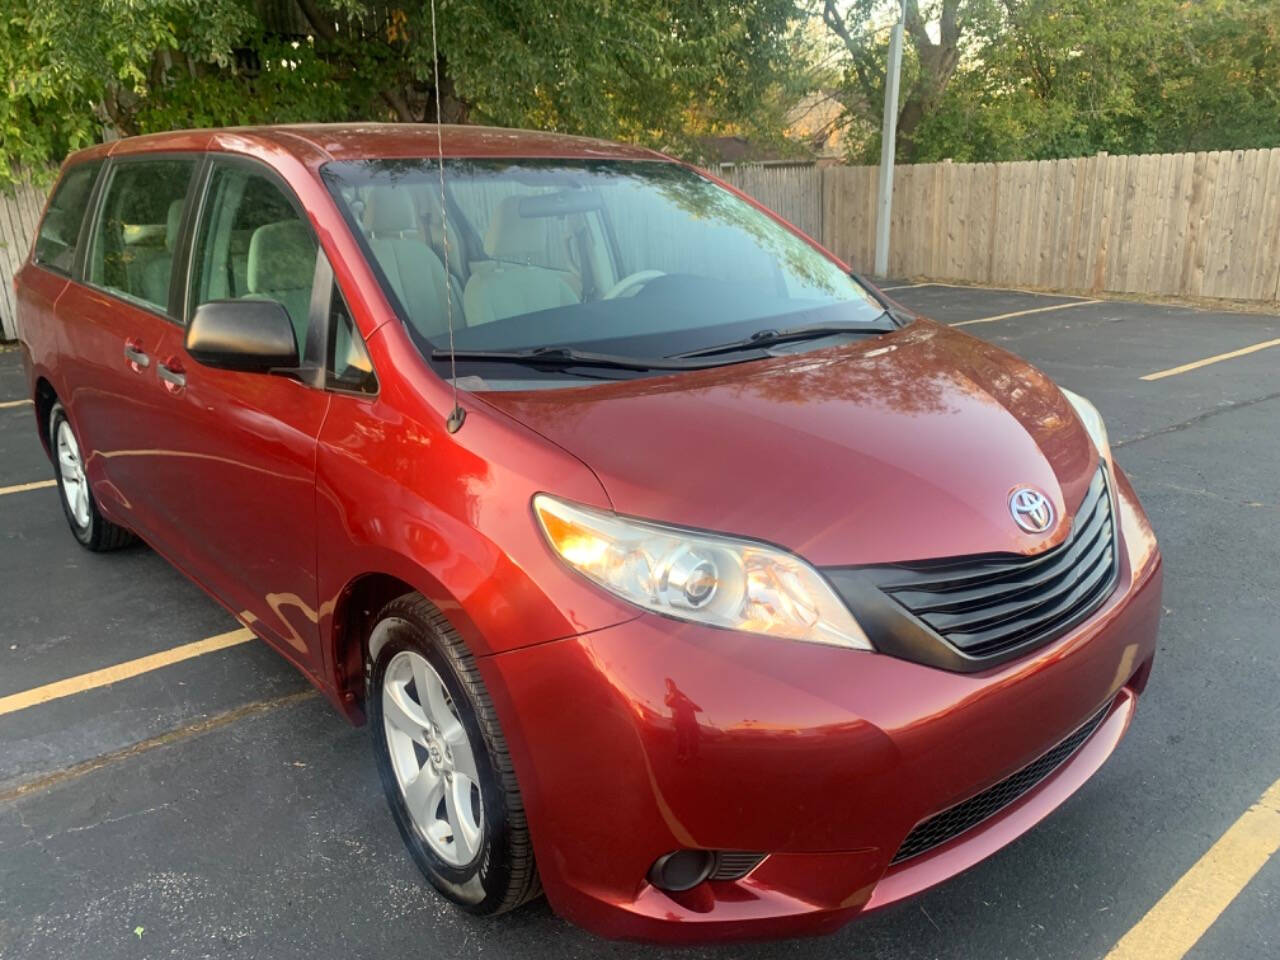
top-left (55, 419), bottom-right (91, 529)
top-left (382, 650), bottom-right (484, 866)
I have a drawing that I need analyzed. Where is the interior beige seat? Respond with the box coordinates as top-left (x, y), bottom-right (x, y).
top-left (242, 220), bottom-right (318, 351)
top-left (139, 198), bottom-right (185, 307)
top-left (463, 197), bottom-right (580, 326)
top-left (363, 188), bottom-right (458, 339)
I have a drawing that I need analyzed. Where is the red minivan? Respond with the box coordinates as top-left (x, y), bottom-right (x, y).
top-left (15, 124), bottom-right (1162, 942)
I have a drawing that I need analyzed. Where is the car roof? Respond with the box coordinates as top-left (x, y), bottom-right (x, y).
top-left (66, 123), bottom-right (668, 169)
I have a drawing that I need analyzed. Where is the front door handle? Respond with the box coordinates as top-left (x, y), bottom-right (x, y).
top-left (157, 358), bottom-right (186, 391)
top-left (123, 340), bottom-right (150, 369)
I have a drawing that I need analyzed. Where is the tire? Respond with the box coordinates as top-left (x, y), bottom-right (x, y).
top-left (366, 594), bottom-right (540, 915)
top-left (48, 402), bottom-right (135, 552)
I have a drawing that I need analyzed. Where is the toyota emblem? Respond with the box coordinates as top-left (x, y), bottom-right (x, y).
top-left (1009, 487), bottom-right (1055, 534)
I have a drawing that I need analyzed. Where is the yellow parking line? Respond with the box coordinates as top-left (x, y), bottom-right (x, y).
top-left (1104, 778), bottom-right (1280, 960)
top-left (0, 399), bottom-right (32, 409)
top-left (950, 299), bottom-right (1100, 327)
top-left (0, 628), bottom-right (254, 717)
top-left (0, 479), bottom-right (55, 497)
top-left (1141, 338), bottom-right (1280, 381)
top-left (879, 282), bottom-right (930, 291)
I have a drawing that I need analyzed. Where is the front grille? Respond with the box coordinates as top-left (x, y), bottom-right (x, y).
top-left (865, 467), bottom-right (1118, 660)
top-left (890, 701), bottom-right (1112, 864)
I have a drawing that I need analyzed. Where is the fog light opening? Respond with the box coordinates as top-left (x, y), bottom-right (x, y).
top-left (647, 850), bottom-right (714, 892)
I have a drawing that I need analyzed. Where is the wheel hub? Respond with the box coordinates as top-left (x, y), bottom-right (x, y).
top-left (427, 735), bottom-right (445, 768)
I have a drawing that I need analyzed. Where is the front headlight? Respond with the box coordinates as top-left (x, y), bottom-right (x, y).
top-left (1061, 388), bottom-right (1112, 466)
top-left (533, 495), bottom-right (872, 650)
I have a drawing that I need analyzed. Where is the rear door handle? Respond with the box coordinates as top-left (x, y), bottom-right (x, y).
top-left (157, 358), bottom-right (186, 391)
top-left (123, 341), bottom-right (150, 369)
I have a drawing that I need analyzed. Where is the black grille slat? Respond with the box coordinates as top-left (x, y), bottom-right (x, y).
top-left (946, 546), bottom-right (1115, 653)
top-left (863, 468), bottom-right (1118, 660)
top-left (892, 501), bottom-right (1112, 615)
top-left (924, 532), bottom-right (1113, 637)
top-left (890, 701), bottom-right (1112, 864)
top-left (871, 473), bottom-right (1110, 593)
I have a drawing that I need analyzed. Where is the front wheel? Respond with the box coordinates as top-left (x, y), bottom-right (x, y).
top-left (48, 402), bottom-right (135, 552)
top-left (366, 594), bottom-right (540, 915)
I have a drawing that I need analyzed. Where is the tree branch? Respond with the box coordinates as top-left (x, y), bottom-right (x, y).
top-left (821, 0), bottom-right (854, 51)
top-left (294, 0), bottom-right (337, 44)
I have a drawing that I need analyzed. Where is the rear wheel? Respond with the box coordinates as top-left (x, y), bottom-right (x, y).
top-left (366, 594), bottom-right (540, 915)
top-left (48, 402), bottom-right (134, 552)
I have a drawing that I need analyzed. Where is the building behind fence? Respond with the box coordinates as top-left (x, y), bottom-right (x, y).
top-left (5, 148), bottom-right (1280, 340)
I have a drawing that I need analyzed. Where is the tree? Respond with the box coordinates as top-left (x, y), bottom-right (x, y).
top-left (817, 0), bottom-right (998, 163)
top-left (814, 0), bottom-right (1280, 164)
top-left (0, 0), bottom-right (802, 185)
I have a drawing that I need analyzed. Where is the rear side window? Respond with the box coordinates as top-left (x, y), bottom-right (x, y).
top-left (189, 164), bottom-right (318, 356)
top-left (32, 163), bottom-right (101, 274)
top-left (88, 158), bottom-right (197, 312)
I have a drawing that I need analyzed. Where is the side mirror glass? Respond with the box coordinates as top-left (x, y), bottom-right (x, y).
top-left (186, 300), bottom-right (299, 373)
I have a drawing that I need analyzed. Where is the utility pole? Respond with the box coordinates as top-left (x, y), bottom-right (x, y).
top-left (874, 0), bottom-right (906, 278)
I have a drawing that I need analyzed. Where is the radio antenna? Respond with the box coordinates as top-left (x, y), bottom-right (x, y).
top-left (429, 0), bottom-right (465, 433)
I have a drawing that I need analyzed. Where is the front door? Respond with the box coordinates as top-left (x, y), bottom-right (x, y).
top-left (135, 159), bottom-right (332, 674)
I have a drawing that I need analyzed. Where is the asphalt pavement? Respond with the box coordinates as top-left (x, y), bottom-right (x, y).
top-left (1, 283), bottom-right (1277, 959)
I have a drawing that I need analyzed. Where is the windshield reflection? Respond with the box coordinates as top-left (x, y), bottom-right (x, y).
top-left (322, 158), bottom-right (884, 385)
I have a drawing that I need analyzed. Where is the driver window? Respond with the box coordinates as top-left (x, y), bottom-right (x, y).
top-left (189, 165), bottom-right (318, 356)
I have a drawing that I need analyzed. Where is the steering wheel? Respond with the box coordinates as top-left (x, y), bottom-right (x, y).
top-left (602, 270), bottom-right (666, 300)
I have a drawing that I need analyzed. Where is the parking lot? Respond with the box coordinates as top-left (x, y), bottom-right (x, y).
top-left (1, 283), bottom-right (1277, 960)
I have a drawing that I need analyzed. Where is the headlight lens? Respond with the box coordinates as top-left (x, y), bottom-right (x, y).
top-left (1061, 388), bottom-right (1112, 465)
top-left (533, 495), bottom-right (872, 650)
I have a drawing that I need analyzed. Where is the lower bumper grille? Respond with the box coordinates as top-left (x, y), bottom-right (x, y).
top-left (709, 851), bottom-right (765, 881)
top-left (890, 700), bottom-right (1113, 865)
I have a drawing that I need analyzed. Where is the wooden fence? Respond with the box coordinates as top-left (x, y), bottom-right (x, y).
top-left (719, 161), bottom-right (825, 241)
top-left (0, 174), bottom-right (52, 340)
top-left (735, 149), bottom-right (1280, 304)
top-left (4, 147), bottom-right (1279, 339)
top-left (823, 150), bottom-right (1280, 302)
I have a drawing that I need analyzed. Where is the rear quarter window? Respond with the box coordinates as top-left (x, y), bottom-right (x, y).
top-left (32, 162), bottom-right (102, 275)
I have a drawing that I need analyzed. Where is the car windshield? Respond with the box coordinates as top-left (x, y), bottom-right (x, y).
top-left (322, 158), bottom-right (888, 386)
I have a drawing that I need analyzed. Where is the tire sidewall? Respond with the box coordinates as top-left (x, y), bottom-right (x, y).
top-left (367, 615), bottom-right (515, 913)
top-left (48, 403), bottom-right (95, 546)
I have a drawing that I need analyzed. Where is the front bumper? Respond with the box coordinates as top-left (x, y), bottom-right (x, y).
top-left (478, 470), bottom-right (1162, 942)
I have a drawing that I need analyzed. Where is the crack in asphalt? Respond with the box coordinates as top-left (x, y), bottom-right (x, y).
top-left (0, 690), bottom-right (318, 807)
top-left (1115, 390), bottom-right (1280, 449)
top-left (1124, 474), bottom-right (1277, 510)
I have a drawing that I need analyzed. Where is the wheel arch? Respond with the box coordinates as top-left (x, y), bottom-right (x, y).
top-left (327, 567), bottom-right (490, 726)
top-left (34, 377), bottom-right (59, 458)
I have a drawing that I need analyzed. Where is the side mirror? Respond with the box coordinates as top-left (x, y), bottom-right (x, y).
top-left (186, 300), bottom-right (299, 373)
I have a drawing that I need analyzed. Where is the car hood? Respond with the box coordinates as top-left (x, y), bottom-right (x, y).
top-left (476, 321), bottom-right (1099, 566)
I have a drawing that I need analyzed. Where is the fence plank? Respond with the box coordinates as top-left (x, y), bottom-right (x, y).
top-left (1236, 149), bottom-right (1269, 299)
top-left (1253, 148), bottom-right (1280, 302)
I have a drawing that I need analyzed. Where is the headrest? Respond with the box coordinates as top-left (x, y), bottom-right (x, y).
top-left (484, 195), bottom-right (553, 261)
top-left (363, 188), bottom-right (418, 237)
top-left (247, 220), bottom-right (317, 293)
top-left (165, 198), bottom-right (184, 252)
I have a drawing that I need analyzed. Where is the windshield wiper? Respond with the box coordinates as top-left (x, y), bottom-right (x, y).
top-left (670, 315), bottom-right (897, 359)
top-left (430, 345), bottom-right (752, 372)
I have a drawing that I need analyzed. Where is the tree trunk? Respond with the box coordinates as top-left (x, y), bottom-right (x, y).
top-left (426, 68), bottom-right (470, 124)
